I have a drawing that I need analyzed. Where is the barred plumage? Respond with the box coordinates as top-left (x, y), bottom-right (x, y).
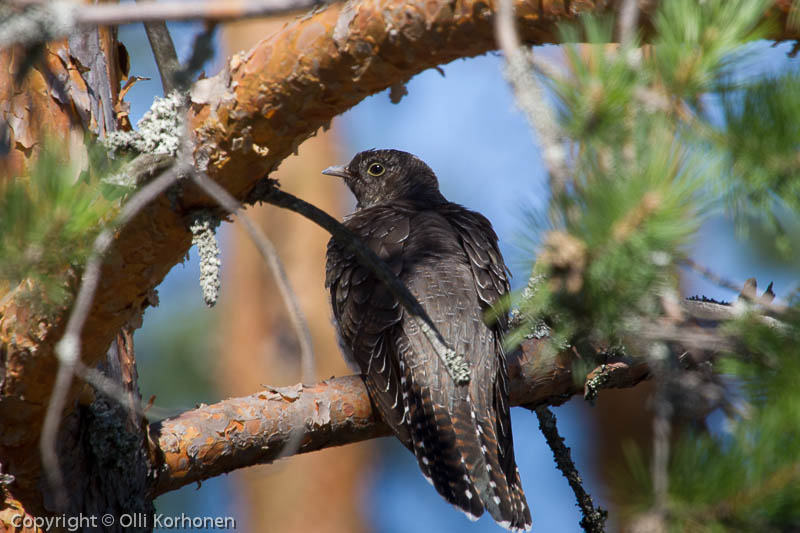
top-left (324, 149), bottom-right (531, 530)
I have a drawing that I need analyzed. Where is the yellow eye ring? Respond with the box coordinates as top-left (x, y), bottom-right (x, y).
top-left (367, 162), bottom-right (386, 177)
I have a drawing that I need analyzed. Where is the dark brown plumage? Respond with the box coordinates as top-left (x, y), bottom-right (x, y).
top-left (324, 149), bottom-right (531, 531)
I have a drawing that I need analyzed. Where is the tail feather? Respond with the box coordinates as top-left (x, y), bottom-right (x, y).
top-left (402, 361), bottom-right (484, 520)
top-left (400, 360), bottom-right (531, 530)
top-left (468, 397), bottom-right (531, 531)
top-left (493, 346), bottom-right (533, 531)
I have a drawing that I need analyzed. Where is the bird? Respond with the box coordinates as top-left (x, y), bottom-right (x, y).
top-left (323, 149), bottom-right (531, 531)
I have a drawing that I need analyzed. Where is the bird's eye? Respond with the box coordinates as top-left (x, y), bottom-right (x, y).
top-left (367, 162), bottom-right (385, 177)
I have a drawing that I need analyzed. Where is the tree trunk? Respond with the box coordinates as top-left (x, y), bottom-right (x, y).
top-left (0, 22), bottom-right (155, 531)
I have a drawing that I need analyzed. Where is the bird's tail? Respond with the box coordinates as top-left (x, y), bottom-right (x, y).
top-left (469, 394), bottom-right (532, 531)
top-left (400, 361), bottom-right (531, 531)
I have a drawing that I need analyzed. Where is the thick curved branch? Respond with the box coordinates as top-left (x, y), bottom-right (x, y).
top-left (149, 334), bottom-right (648, 496)
top-left (149, 297), bottom-right (752, 496)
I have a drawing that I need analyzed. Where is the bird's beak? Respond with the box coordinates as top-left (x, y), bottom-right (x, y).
top-left (322, 165), bottom-right (351, 179)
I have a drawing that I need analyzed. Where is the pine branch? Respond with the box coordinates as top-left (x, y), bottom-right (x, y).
top-left (148, 298), bottom-right (737, 496)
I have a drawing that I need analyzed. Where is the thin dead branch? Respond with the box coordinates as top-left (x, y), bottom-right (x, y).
top-left (135, 0), bottom-right (180, 94)
top-left (533, 406), bottom-right (608, 533)
top-left (10, 0), bottom-right (328, 27)
top-left (190, 172), bottom-right (316, 383)
top-left (41, 160), bottom-right (188, 509)
top-left (495, 0), bottom-right (570, 195)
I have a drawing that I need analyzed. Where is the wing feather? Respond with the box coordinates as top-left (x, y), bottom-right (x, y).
top-left (326, 206), bottom-right (411, 445)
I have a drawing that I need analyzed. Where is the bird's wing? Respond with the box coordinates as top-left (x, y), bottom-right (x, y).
top-left (446, 207), bottom-right (511, 321)
top-left (325, 206), bottom-right (411, 446)
top-left (447, 206), bottom-right (532, 531)
top-left (383, 208), bottom-right (484, 520)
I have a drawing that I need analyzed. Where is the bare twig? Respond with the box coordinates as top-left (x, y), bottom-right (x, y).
top-left (190, 172), bottom-right (316, 383)
top-left (14, 0), bottom-right (329, 26)
top-left (682, 257), bottom-right (745, 295)
top-left (74, 360), bottom-right (174, 420)
top-left (495, 0), bottom-right (570, 195)
top-left (248, 181), bottom-right (471, 384)
top-left (533, 405), bottom-right (608, 533)
top-left (135, 0), bottom-right (180, 95)
top-left (41, 161), bottom-right (187, 509)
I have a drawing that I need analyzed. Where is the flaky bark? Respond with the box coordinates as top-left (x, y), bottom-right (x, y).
top-left (149, 329), bottom-right (659, 496)
top-left (0, 22), bottom-right (147, 524)
top-left (1, 0), bottom-right (797, 523)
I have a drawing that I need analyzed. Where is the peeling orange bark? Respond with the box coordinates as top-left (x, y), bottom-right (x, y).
top-left (149, 339), bottom-right (652, 496)
top-left (186, 0), bottom-right (572, 198)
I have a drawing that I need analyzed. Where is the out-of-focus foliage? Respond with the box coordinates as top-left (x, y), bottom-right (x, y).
top-left (618, 310), bottom-right (800, 531)
top-left (510, 0), bottom-right (782, 352)
top-left (136, 305), bottom-right (221, 412)
top-left (716, 75), bottom-right (800, 255)
top-left (505, 0), bottom-right (800, 529)
top-left (0, 141), bottom-right (126, 308)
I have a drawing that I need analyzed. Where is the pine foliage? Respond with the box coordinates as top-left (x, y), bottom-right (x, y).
top-left (0, 142), bottom-right (125, 308)
top-left (508, 0), bottom-right (800, 529)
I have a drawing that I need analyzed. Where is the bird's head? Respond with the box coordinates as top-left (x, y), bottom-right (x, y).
top-left (322, 149), bottom-right (444, 209)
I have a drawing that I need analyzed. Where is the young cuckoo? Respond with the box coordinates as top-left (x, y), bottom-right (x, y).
top-left (324, 149), bottom-right (531, 531)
